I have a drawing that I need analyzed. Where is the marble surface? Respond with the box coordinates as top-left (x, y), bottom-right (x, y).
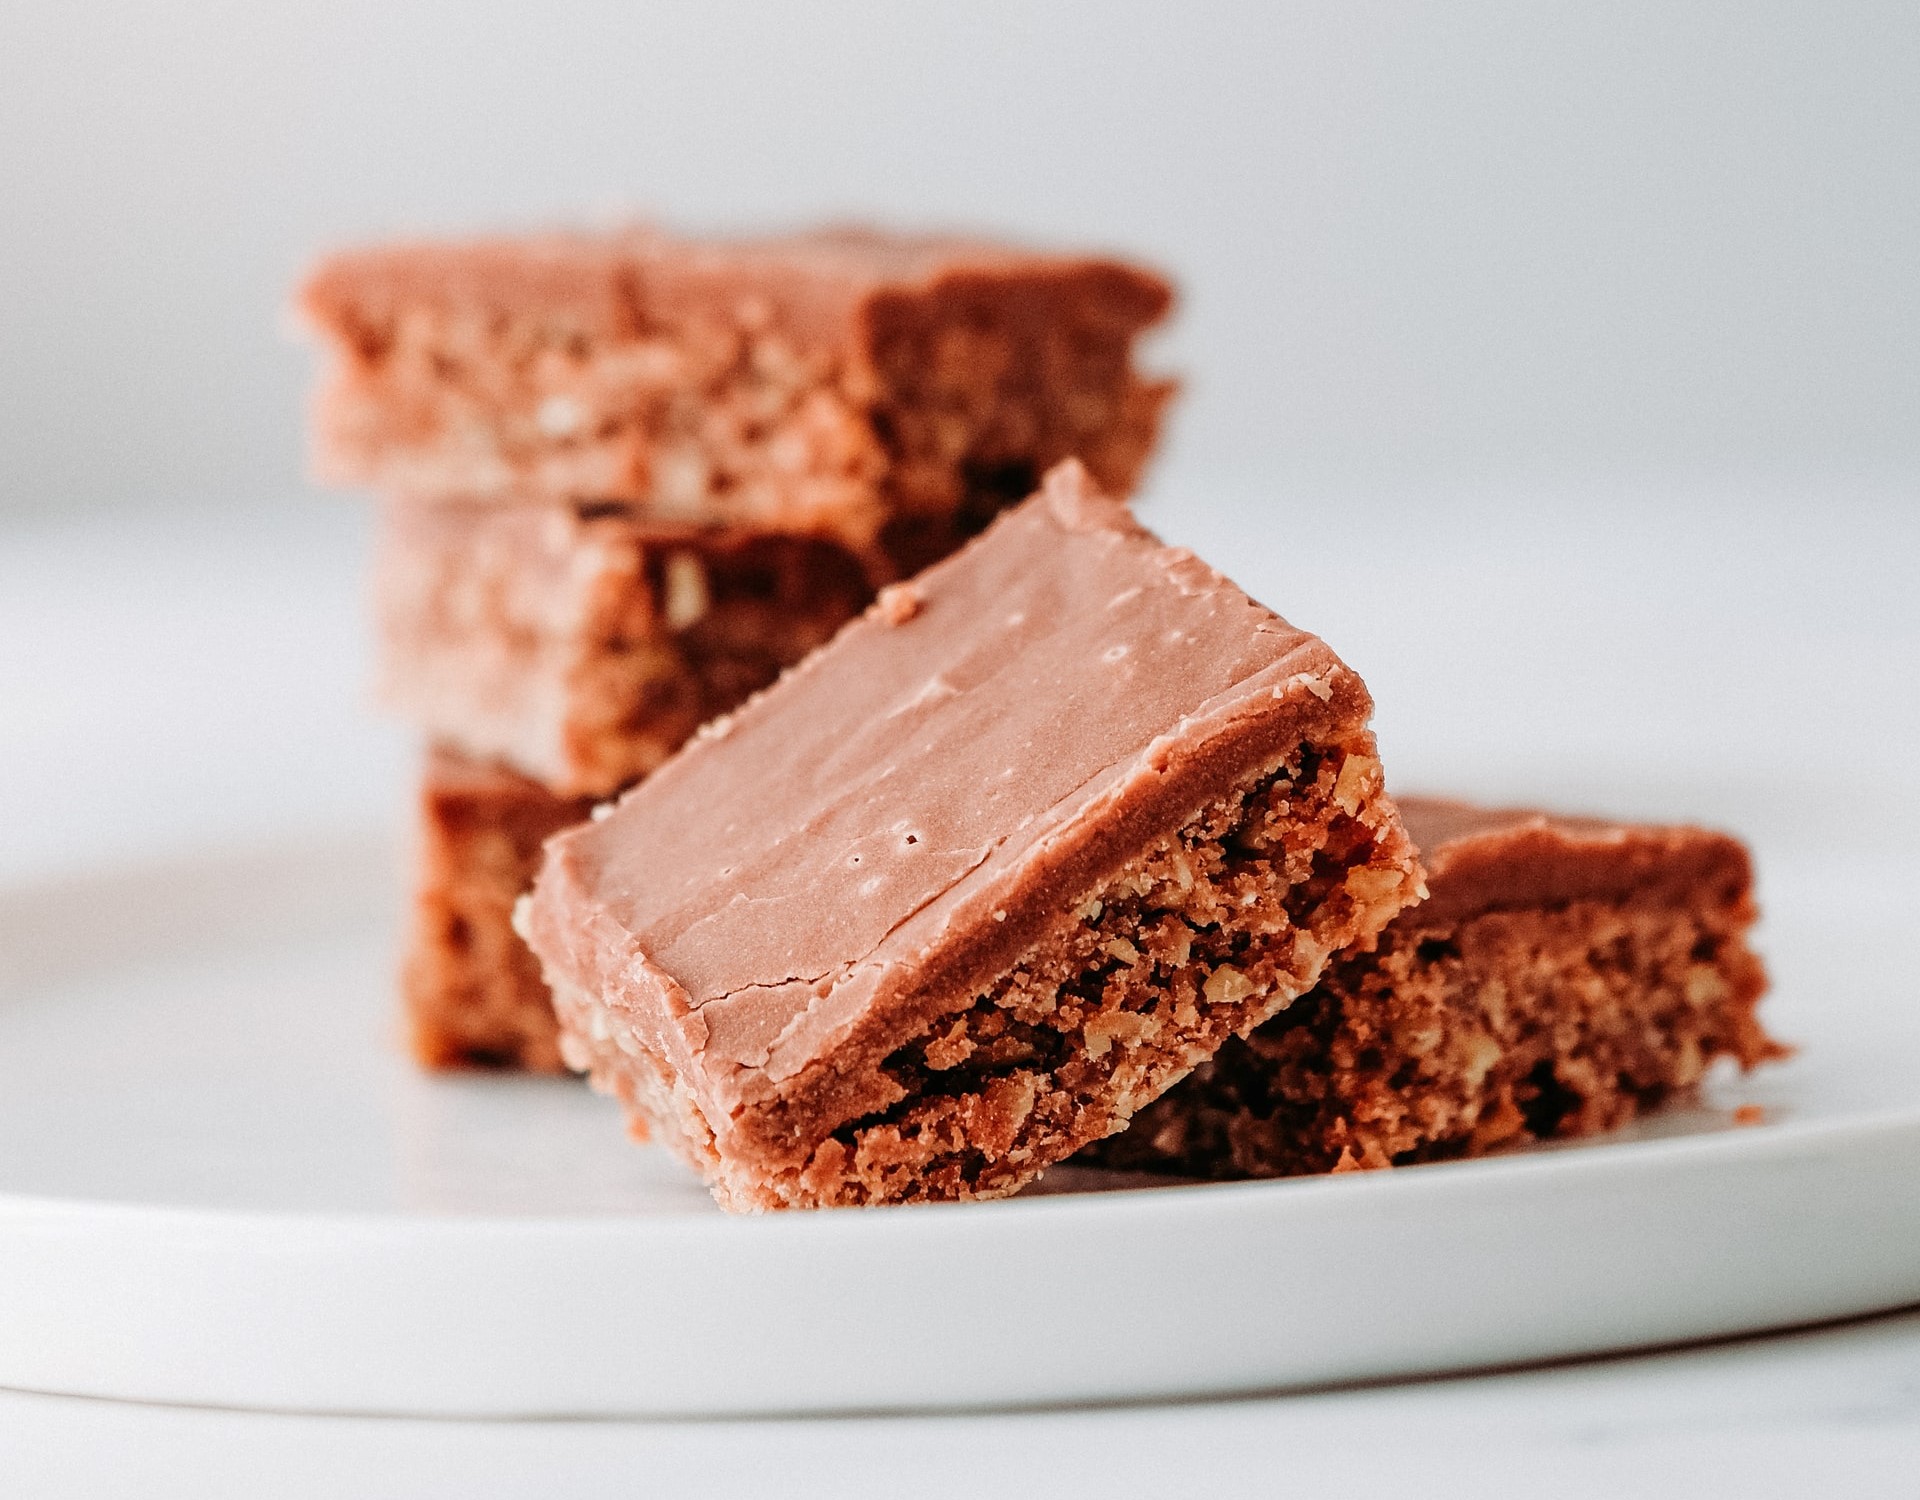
top-left (1, 485), bottom-right (1916, 1493)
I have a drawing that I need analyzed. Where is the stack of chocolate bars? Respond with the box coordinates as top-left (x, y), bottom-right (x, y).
top-left (301, 224), bottom-right (1782, 1212)
top-left (297, 228), bottom-right (1177, 1073)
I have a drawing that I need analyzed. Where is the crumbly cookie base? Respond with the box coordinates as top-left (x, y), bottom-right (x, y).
top-left (316, 266), bottom-right (1170, 551)
top-left (1089, 892), bottom-right (1781, 1178)
top-left (403, 754), bottom-right (593, 1072)
top-left (554, 739), bottom-right (1424, 1210)
top-left (381, 514), bottom-right (875, 798)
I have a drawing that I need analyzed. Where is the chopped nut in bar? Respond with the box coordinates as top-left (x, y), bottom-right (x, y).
top-left (376, 501), bottom-right (876, 797)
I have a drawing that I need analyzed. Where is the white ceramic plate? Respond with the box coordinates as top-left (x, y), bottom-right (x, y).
top-left (0, 835), bottom-right (1915, 1418)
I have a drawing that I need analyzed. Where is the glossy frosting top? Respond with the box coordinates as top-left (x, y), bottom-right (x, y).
top-left (533, 462), bottom-right (1369, 1085)
top-left (1397, 797), bottom-right (1752, 927)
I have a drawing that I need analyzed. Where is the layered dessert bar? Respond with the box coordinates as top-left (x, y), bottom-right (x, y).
top-left (299, 227), bottom-right (1175, 569)
top-left (520, 463), bottom-right (1425, 1210)
top-left (404, 748), bottom-right (594, 1071)
top-left (378, 500), bottom-right (876, 797)
top-left (1093, 798), bottom-right (1782, 1178)
top-left (302, 226), bottom-right (1179, 1078)
top-left (389, 506), bottom-right (880, 1068)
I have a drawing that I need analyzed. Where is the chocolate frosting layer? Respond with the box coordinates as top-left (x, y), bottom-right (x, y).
top-left (1397, 797), bottom-right (1753, 928)
top-left (531, 462), bottom-right (1373, 1113)
top-left (300, 227), bottom-right (1173, 367)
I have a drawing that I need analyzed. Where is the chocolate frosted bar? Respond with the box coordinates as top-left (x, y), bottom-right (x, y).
top-left (299, 228), bottom-right (1175, 566)
top-left (521, 463), bottom-right (1424, 1209)
top-left (1094, 798), bottom-right (1783, 1178)
top-left (378, 501), bottom-right (875, 797)
top-left (299, 225), bottom-right (1181, 1082)
top-left (404, 748), bottom-right (595, 1071)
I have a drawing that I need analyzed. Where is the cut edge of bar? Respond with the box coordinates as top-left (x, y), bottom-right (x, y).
top-left (551, 733), bottom-right (1423, 1211)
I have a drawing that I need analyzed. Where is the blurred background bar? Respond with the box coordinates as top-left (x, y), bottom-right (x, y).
top-left (0, 0), bottom-right (1915, 519)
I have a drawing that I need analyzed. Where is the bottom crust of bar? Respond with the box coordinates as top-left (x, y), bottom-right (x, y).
top-left (403, 751), bottom-right (594, 1072)
top-left (554, 738), bottom-right (1425, 1210)
top-left (1088, 890), bottom-right (1780, 1179)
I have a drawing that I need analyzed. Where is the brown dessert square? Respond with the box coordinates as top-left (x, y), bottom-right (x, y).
top-left (298, 227), bottom-right (1175, 567)
top-left (1092, 797), bottom-right (1783, 1178)
top-left (520, 463), bottom-right (1425, 1210)
top-left (377, 501), bottom-right (876, 797)
top-left (404, 748), bottom-right (595, 1072)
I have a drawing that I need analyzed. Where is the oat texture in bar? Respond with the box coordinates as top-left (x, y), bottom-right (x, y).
top-left (377, 501), bottom-right (876, 797)
top-left (299, 227), bottom-right (1175, 568)
top-left (1093, 798), bottom-right (1783, 1178)
top-left (521, 462), bottom-right (1425, 1210)
top-left (404, 748), bottom-right (597, 1071)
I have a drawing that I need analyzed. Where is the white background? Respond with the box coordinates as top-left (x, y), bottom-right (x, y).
top-left (1, 0), bottom-right (1916, 518)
